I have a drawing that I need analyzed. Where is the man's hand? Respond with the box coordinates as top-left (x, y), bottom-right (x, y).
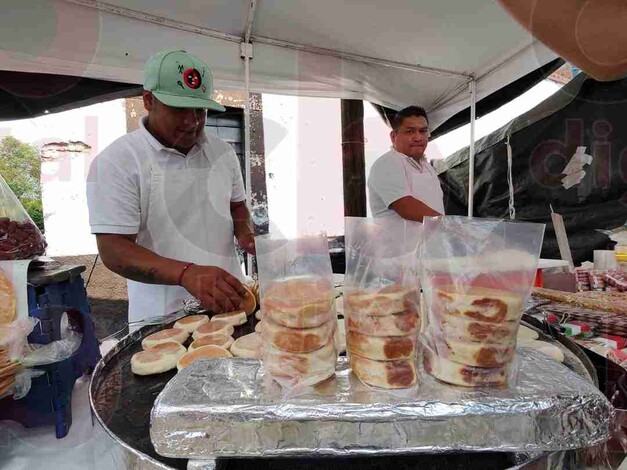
top-left (180, 265), bottom-right (247, 313)
top-left (237, 232), bottom-right (256, 255)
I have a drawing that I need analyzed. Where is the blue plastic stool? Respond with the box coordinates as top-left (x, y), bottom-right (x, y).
top-left (0, 265), bottom-right (101, 438)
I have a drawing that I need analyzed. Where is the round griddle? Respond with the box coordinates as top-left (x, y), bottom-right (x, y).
top-left (90, 312), bottom-right (588, 470)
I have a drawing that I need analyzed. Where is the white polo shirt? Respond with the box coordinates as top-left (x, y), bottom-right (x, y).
top-left (368, 148), bottom-right (444, 219)
top-left (86, 117), bottom-right (246, 237)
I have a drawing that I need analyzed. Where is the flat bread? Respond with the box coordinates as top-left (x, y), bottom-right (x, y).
top-left (350, 354), bottom-right (416, 389)
top-left (174, 315), bottom-right (209, 333)
top-left (141, 328), bottom-right (189, 349)
top-left (347, 331), bottom-right (416, 361)
top-left (131, 342), bottom-right (186, 375)
top-left (262, 339), bottom-right (336, 384)
top-left (347, 309), bottom-right (419, 337)
top-left (434, 312), bottom-right (518, 343)
top-left (335, 318), bottom-right (346, 354)
top-left (0, 375), bottom-right (15, 397)
top-left (432, 286), bottom-right (523, 323)
top-left (345, 285), bottom-right (419, 317)
top-left (189, 334), bottom-right (234, 351)
top-left (230, 332), bottom-right (263, 358)
top-left (0, 268), bottom-right (16, 325)
top-left (255, 310), bottom-right (264, 321)
top-left (423, 347), bottom-right (510, 387)
top-left (520, 340), bottom-right (564, 363)
top-left (260, 317), bottom-right (335, 353)
top-left (517, 325), bottom-right (540, 342)
top-left (192, 321), bottom-right (234, 340)
top-left (211, 310), bottom-right (247, 326)
top-left (177, 345), bottom-right (232, 370)
top-left (431, 336), bottom-right (515, 368)
top-left (263, 277), bottom-right (334, 328)
top-left (242, 285), bottom-right (257, 315)
top-left (254, 321), bottom-right (263, 333)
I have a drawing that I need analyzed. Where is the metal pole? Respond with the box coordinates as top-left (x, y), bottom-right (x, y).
top-left (242, 0), bottom-right (257, 278)
top-left (243, 52), bottom-right (253, 277)
top-left (468, 79), bottom-right (477, 217)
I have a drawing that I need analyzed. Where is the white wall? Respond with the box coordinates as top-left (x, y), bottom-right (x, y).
top-left (263, 94), bottom-right (344, 238)
top-left (0, 99), bottom-right (127, 256)
top-left (261, 81), bottom-right (563, 237)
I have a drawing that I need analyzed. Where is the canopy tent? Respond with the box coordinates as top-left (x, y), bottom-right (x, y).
top-left (438, 72), bottom-right (627, 264)
top-left (2, 0), bottom-right (557, 127)
top-left (1, 0), bottom-right (559, 217)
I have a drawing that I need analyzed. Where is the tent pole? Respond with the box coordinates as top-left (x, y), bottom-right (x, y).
top-left (243, 52), bottom-right (253, 276)
top-left (468, 79), bottom-right (477, 217)
top-left (242, 0), bottom-right (257, 277)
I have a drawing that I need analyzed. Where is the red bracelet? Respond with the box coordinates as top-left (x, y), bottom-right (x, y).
top-left (177, 262), bottom-right (194, 286)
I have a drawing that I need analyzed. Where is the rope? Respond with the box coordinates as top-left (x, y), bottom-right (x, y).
top-left (506, 134), bottom-right (516, 220)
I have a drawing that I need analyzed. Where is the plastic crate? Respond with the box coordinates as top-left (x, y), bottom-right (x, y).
top-left (0, 265), bottom-right (101, 438)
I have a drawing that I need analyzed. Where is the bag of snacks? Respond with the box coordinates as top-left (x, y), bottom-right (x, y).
top-left (255, 233), bottom-right (338, 390)
top-left (0, 174), bottom-right (46, 260)
top-left (343, 217), bottom-right (422, 389)
top-left (421, 216), bottom-right (544, 388)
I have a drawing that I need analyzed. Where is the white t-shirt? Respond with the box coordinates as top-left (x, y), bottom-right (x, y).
top-left (368, 148), bottom-right (443, 218)
top-left (86, 116), bottom-right (246, 237)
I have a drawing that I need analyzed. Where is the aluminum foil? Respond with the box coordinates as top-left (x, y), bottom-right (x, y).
top-left (151, 348), bottom-right (612, 459)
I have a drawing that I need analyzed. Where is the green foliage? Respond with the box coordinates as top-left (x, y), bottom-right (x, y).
top-left (0, 136), bottom-right (44, 231)
top-left (21, 199), bottom-right (44, 231)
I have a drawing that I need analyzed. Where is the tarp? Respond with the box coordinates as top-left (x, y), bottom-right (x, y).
top-left (0, 0), bottom-right (557, 129)
top-left (0, 71), bottom-right (141, 119)
top-left (439, 73), bottom-right (627, 263)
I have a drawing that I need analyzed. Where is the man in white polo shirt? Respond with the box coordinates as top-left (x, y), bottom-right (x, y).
top-left (368, 106), bottom-right (445, 221)
top-left (87, 50), bottom-right (254, 323)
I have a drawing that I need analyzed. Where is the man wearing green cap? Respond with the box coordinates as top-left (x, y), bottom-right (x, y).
top-left (87, 50), bottom-right (255, 324)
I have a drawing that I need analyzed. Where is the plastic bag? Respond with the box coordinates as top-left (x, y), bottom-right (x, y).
top-left (0, 368), bottom-right (46, 400)
top-left (597, 220), bottom-right (627, 245)
top-left (0, 173), bottom-right (46, 260)
top-left (255, 233), bottom-right (338, 390)
top-left (343, 217), bottom-right (422, 389)
top-left (420, 216), bottom-right (545, 388)
top-left (20, 330), bottom-right (82, 367)
top-left (0, 317), bottom-right (38, 360)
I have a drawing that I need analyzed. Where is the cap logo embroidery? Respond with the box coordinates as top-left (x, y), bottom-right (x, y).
top-left (183, 68), bottom-right (202, 89)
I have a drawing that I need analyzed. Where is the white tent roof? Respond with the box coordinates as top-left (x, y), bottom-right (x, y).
top-left (1, 0), bottom-right (557, 128)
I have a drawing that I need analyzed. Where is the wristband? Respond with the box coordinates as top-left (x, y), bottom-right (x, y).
top-left (177, 262), bottom-right (194, 286)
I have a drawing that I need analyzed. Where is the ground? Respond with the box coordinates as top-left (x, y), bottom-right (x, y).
top-left (56, 255), bottom-right (128, 340)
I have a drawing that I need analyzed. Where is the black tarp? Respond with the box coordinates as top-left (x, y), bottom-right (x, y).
top-left (439, 73), bottom-right (627, 264)
top-left (430, 58), bottom-right (565, 139)
top-left (370, 59), bottom-right (564, 135)
top-left (0, 71), bottom-right (142, 120)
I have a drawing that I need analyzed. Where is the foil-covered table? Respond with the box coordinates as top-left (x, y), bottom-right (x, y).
top-left (151, 349), bottom-right (612, 460)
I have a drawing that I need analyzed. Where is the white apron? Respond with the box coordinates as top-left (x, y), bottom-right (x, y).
top-left (406, 158), bottom-right (445, 215)
top-left (127, 153), bottom-right (242, 324)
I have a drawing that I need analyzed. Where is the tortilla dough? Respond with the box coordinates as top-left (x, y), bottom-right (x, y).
top-left (141, 328), bottom-right (189, 349)
top-left (177, 345), bottom-right (232, 370)
top-left (131, 342), bottom-right (186, 375)
top-left (174, 314), bottom-right (209, 333)
top-left (230, 332), bottom-right (263, 359)
top-left (211, 310), bottom-right (247, 326)
top-left (0, 268), bottom-right (16, 325)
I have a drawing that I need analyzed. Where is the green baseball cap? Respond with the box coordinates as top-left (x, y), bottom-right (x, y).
top-left (143, 50), bottom-right (226, 112)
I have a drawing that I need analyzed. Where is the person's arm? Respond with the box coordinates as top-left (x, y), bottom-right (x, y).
top-left (96, 233), bottom-right (246, 313)
top-left (389, 196), bottom-right (441, 222)
top-left (230, 201), bottom-right (256, 255)
top-left (227, 144), bottom-right (256, 255)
